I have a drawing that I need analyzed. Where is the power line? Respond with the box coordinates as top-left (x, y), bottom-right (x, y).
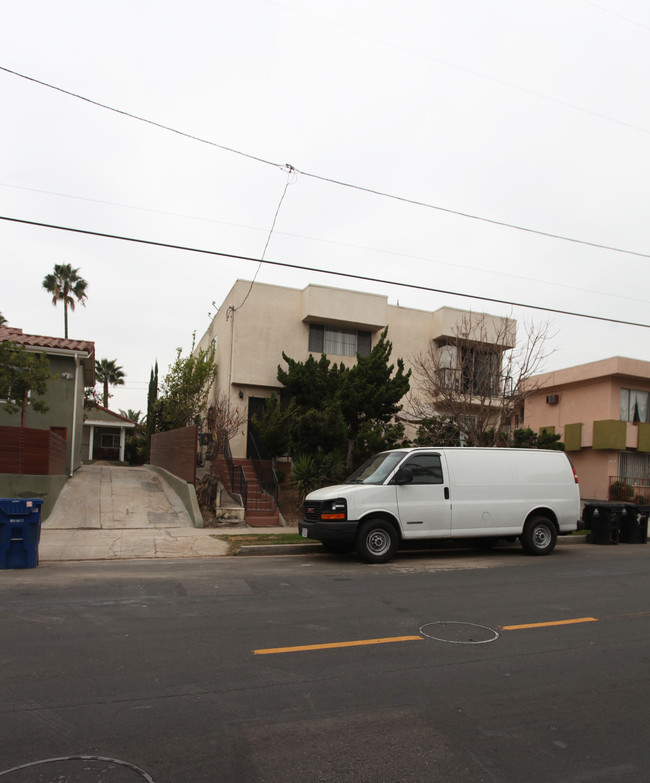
top-left (265, 0), bottom-right (650, 136)
top-left (1, 213), bottom-right (647, 330)
top-left (231, 165), bottom-right (297, 314)
top-left (579, 0), bottom-right (650, 32)
top-left (2, 65), bottom-right (649, 260)
top-left (2, 180), bottom-right (646, 306)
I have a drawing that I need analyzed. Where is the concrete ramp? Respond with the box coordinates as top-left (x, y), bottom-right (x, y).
top-left (43, 465), bottom-right (193, 529)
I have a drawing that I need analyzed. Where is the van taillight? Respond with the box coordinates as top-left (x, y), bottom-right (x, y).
top-left (572, 466), bottom-right (579, 484)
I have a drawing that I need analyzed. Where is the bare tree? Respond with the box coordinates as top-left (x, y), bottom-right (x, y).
top-left (204, 391), bottom-right (247, 460)
top-left (409, 312), bottom-right (554, 446)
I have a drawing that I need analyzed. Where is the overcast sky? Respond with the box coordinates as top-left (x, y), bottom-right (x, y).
top-left (1, 0), bottom-right (649, 415)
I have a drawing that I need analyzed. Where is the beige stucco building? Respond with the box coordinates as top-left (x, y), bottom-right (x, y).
top-left (196, 280), bottom-right (515, 458)
top-left (524, 357), bottom-right (650, 502)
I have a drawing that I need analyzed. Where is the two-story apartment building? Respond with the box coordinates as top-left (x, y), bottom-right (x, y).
top-left (196, 280), bottom-right (515, 458)
top-left (524, 357), bottom-right (650, 501)
top-left (0, 325), bottom-right (95, 475)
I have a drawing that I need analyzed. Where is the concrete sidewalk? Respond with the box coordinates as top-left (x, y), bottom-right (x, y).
top-left (34, 465), bottom-right (589, 563)
top-left (39, 465), bottom-right (293, 562)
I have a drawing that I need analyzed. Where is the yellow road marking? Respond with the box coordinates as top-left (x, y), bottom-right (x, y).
top-left (502, 617), bottom-right (598, 631)
top-left (253, 635), bottom-right (424, 655)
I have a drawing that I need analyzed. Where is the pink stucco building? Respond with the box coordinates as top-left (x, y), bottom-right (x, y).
top-left (524, 357), bottom-right (650, 502)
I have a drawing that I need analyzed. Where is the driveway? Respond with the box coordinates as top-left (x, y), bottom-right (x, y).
top-left (43, 464), bottom-right (193, 529)
top-left (39, 465), bottom-right (230, 561)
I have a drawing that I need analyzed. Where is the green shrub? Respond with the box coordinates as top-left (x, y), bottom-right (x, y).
top-left (290, 454), bottom-right (321, 502)
top-left (609, 481), bottom-right (634, 501)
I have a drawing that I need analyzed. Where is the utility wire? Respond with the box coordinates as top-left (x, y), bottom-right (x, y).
top-left (2, 65), bottom-right (649, 260)
top-left (1, 181), bottom-right (646, 306)
top-left (579, 0), bottom-right (650, 32)
top-left (265, 0), bottom-right (650, 136)
top-left (1, 214), bottom-right (647, 329)
top-left (231, 165), bottom-right (297, 314)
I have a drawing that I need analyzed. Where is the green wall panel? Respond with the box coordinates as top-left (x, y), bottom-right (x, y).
top-left (637, 422), bottom-right (650, 453)
top-left (593, 419), bottom-right (626, 450)
top-left (563, 423), bottom-right (583, 452)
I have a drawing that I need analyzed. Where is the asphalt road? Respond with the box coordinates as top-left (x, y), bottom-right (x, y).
top-left (2, 544), bottom-right (649, 782)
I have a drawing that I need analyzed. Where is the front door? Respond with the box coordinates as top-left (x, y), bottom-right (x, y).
top-left (247, 396), bottom-right (271, 459)
top-left (395, 452), bottom-right (452, 538)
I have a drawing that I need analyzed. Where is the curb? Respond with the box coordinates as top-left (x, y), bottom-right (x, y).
top-left (236, 535), bottom-right (591, 556)
top-left (236, 543), bottom-right (322, 556)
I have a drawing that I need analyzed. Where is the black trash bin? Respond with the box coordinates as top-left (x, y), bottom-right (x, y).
top-left (0, 499), bottom-right (44, 568)
top-left (619, 505), bottom-right (649, 544)
top-left (583, 502), bottom-right (626, 545)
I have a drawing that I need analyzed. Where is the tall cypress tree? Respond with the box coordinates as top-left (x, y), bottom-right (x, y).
top-left (145, 361), bottom-right (158, 460)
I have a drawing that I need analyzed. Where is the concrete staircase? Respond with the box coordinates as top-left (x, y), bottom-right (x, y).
top-left (212, 456), bottom-right (280, 527)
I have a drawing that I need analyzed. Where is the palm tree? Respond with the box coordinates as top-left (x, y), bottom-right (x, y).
top-left (95, 358), bottom-right (125, 407)
top-left (119, 409), bottom-right (143, 424)
top-left (42, 263), bottom-right (88, 338)
top-left (0, 313), bottom-right (7, 326)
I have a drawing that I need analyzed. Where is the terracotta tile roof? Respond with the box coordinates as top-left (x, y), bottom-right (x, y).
top-left (0, 326), bottom-right (95, 354)
top-left (0, 326), bottom-right (96, 386)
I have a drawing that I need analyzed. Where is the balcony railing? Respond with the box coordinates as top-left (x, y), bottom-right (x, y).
top-left (609, 476), bottom-right (650, 503)
top-left (436, 368), bottom-right (510, 398)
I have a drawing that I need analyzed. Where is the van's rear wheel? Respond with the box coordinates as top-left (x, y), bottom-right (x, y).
top-left (356, 519), bottom-right (398, 563)
top-left (520, 515), bottom-right (557, 556)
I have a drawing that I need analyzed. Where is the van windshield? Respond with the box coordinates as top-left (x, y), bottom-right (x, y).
top-left (345, 452), bottom-right (405, 485)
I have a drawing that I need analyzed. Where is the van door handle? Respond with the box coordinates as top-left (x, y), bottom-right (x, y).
top-left (444, 487), bottom-right (450, 500)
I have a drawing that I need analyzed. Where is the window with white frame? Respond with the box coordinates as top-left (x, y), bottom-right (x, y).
top-left (308, 324), bottom-right (372, 357)
top-left (101, 433), bottom-right (121, 449)
top-left (620, 388), bottom-right (650, 423)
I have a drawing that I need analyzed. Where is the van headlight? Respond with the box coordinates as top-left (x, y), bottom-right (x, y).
top-left (320, 498), bottom-right (347, 521)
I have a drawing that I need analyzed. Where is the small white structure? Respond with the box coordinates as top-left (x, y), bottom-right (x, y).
top-left (82, 406), bottom-right (136, 463)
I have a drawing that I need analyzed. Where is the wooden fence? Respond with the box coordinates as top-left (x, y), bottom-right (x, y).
top-left (150, 426), bottom-right (197, 484)
top-left (0, 426), bottom-right (67, 475)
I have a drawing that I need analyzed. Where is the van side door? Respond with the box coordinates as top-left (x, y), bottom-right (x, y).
top-left (394, 452), bottom-right (452, 538)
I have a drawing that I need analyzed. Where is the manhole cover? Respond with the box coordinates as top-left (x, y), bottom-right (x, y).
top-left (0, 756), bottom-right (156, 782)
top-left (419, 621), bottom-right (499, 644)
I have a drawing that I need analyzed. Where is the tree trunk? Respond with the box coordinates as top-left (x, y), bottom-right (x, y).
top-left (20, 388), bottom-right (28, 427)
top-left (346, 438), bottom-right (355, 470)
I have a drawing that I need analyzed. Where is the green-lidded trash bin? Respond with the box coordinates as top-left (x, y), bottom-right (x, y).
top-left (619, 505), bottom-right (649, 544)
top-left (0, 499), bottom-right (44, 568)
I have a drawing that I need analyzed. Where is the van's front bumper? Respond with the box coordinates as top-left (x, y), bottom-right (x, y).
top-left (299, 519), bottom-right (358, 544)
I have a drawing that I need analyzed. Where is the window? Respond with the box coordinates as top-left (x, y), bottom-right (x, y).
top-left (619, 452), bottom-right (650, 481)
top-left (460, 346), bottom-right (501, 397)
top-left (621, 389), bottom-right (650, 423)
top-left (401, 454), bottom-right (444, 484)
top-left (436, 342), bottom-right (502, 397)
top-left (308, 324), bottom-right (372, 357)
top-left (101, 433), bottom-right (121, 449)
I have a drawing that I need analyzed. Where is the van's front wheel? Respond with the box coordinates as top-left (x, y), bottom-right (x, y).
top-left (356, 519), bottom-right (398, 563)
top-left (520, 515), bottom-right (557, 556)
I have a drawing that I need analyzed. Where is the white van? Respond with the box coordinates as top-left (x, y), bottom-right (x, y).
top-left (299, 447), bottom-right (580, 563)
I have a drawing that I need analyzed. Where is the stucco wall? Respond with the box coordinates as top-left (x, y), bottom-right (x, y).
top-left (1, 354), bottom-right (85, 474)
top-left (196, 280), bottom-right (515, 459)
top-left (525, 357), bottom-right (650, 502)
top-left (570, 449), bottom-right (615, 502)
top-left (0, 474), bottom-right (67, 520)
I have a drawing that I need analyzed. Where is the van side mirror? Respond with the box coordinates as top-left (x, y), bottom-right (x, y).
top-left (394, 466), bottom-right (414, 485)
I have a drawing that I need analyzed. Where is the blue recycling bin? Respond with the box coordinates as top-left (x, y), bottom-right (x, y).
top-left (0, 499), bottom-right (44, 569)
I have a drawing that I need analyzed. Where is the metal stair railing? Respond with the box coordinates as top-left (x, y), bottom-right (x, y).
top-left (247, 431), bottom-right (279, 513)
top-left (222, 432), bottom-right (247, 508)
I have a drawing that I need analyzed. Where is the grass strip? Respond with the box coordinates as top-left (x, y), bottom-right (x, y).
top-left (213, 533), bottom-right (308, 555)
